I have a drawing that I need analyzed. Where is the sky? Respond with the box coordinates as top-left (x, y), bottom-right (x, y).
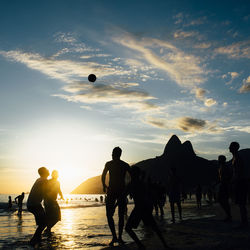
top-left (0, 0), bottom-right (250, 194)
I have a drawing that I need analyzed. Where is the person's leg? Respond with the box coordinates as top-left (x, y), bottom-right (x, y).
top-left (170, 202), bottom-right (175, 223)
top-left (125, 210), bottom-right (144, 249)
top-left (106, 194), bottom-right (118, 245)
top-left (28, 206), bottom-right (47, 245)
top-left (177, 201), bottom-right (182, 220)
top-left (149, 215), bottom-right (170, 249)
top-left (117, 195), bottom-right (127, 243)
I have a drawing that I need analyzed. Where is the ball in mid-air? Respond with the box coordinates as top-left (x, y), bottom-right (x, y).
top-left (88, 74), bottom-right (97, 82)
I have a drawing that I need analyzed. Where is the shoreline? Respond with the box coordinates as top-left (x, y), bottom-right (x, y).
top-left (102, 202), bottom-right (250, 250)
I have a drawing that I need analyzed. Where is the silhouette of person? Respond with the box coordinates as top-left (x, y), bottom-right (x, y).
top-left (195, 184), bottom-right (202, 209)
top-left (229, 141), bottom-right (248, 227)
top-left (15, 192), bottom-right (25, 216)
top-left (44, 170), bottom-right (64, 234)
top-left (125, 166), bottom-right (170, 249)
top-left (158, 183), bottom-right (166, 217)
top-left (100, 195), bottom-right (104, 203)
top-left (27, 167), bottom-right (49, 245)
top-left (217, 155), bottom-right (232, 222)
top-left (168, 167), bottom-right (182, 223)
top-left (8, 196), bottom-right (12, 210)
top-left (101, 147), bottom-right (131, 246)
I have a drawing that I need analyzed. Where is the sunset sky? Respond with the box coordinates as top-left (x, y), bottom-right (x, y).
top-left (0, 0), bottom-right (250, 194)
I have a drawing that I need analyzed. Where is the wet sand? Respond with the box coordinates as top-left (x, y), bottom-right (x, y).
top-left (1, 200), bottom-right (250, 249)
top-left (101, 202), bottom-right (250, 250)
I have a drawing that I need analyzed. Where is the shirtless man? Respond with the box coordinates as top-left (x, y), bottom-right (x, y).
top-left (27, 167), bottom-right (49, 245)
top-left (101, 147), bottom-right (131, 246)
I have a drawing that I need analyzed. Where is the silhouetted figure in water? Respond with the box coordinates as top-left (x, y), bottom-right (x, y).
top-left (195, 184), bottom-right (202, 209)
top-left (168, 167), bottom-right (182, 223)
top-left (100, 195), bottom-right (104, 203)
top-left (217, 155), bottom-right (232, 222)
top-left (101, 147), bottom-right (131, 246)
top-left (8, 196), bottom-right (12, 210)
top-left (125, 167), bottom-right (170, 249)
top-left (157, 182), bottom-right (167, 217)
top-left (15, 192), bottom-right (25, 216)
top-left (27, 167), bottom-right (49, 245)
top-left (229, 142), bottom-right (248, 228)
top-left (44, 170), bottom-right (64, 234)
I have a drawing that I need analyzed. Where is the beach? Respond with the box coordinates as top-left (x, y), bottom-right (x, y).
top-left (1, 195), bottom-right (250, 249)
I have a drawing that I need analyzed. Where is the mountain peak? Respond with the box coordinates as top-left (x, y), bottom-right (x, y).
top-left (163, 135), bottom-right (182, 156)
top-left (182, 140), bottom-right (196, 156)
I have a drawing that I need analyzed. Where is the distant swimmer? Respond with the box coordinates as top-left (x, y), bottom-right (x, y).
top-left (101, 147), bottom-right (131, 246)
top-left (27, 167), bottom-right (49, 246)
top-left (8, 196), bottom-right (12, 210)
top-left (15, 192), bottom-right (25, 216)
top-left (44, 170), bottom-right (64, 234)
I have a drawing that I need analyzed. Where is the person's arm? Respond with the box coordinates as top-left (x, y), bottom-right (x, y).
top-left (101, 164), bottom-right (108, 193)
top-left (58, 183), bottom-right (64, 200)
top-left (14, 196), bottom-right (19, 203)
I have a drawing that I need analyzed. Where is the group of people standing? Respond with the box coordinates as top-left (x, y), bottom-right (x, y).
top-left (217, 141), bottom-right (248, 227)
top-left (27, 167), bottom-right (64, 245)
top-left (26, 140), bottom-right (248, 248)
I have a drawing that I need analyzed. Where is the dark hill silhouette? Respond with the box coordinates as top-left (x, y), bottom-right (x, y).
top-left (71, 175), bottom-right (106, 194)
top-left (71, 135), bottom-right (250, 194)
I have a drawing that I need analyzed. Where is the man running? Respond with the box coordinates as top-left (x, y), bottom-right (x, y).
top-left (101, 147), bottom-right (131, 246)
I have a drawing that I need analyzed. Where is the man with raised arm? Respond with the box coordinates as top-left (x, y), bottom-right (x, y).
top-left (101, 147), bottom-right (131, 246)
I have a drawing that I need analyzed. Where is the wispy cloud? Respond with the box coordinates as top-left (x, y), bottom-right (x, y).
top-left (239, 76), bottom-right (250, 93)
top-left (113, 32), bottom-right (207, 88)
top-left (0, 50), bottom-right (130, 83)
top-left (173, 30), bottom-right (198, 39)
top-left (53, 82), bottom-right (160, 113)
top-left (193, 42), bottom-right (211, 49)
top-left (215, 40), bottom-right (250, 59)
top-left (143, 115), bottom-right (221, 134)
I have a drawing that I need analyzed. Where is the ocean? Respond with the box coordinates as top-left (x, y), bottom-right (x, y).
top-left (0, 194), bottom-right (213, 249)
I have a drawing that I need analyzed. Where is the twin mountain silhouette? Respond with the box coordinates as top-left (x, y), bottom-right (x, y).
top-left (71, 135), bottom-right (250, 194)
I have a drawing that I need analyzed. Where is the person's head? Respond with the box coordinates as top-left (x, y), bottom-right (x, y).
top-left (51, 170), bottom-right (59, 180)
top-left (38, 167), bottom-right (49, 178)
top-left (21, 192), bottom-right (25, 196)
top-left (229, 141), bottom-right (240, 154)
top-left (8, 196), bottom-right (11, 199)
top-left (218, 155), bottom-right (226, 165)
top-left (112, 147), bottom-right (122, 160)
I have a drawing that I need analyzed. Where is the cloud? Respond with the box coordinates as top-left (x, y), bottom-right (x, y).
top-left (204, 98), bottom-right (217, 107)
top-left (230, 72), bottom-right (239, 79)
top-left (215, 40), bottom-right (250, 59)
top-left (193, 43), bottom-right (211, 49)
top-left (53, 82), bottom-right (160, 113)
top-left (192, 88), bottom-right (217, 107)
top-left (0, 50), bottom-right (131, 83)
top-left (239, 76), bottom-right (250, 93)
top-left (113, 32), bottom-right (207, 88)
top-left (174, 30), bottom-right (197, 39)
top-left (143, 115), bottom-right (221, 134)
top-left (194, 88), bottom-right (206, 100)
top-left (177, 117), bottom-right (206, 132)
